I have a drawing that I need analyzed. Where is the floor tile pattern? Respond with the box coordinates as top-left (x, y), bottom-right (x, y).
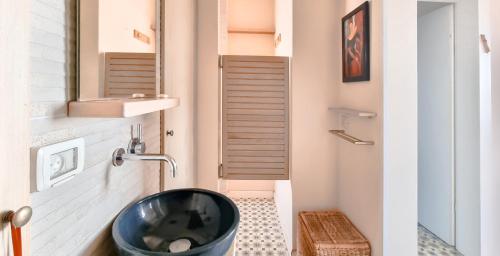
top-left (233, 198), bottom-right (288, 256)
top-left (418, 225), bottom-right (463, 256)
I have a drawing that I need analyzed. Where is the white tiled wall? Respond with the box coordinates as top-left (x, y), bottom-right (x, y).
top-left (30, 0), bottom-right (161, 255)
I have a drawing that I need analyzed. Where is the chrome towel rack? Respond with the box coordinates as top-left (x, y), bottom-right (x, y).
top-left (329, 130), bottom-right (374, 145)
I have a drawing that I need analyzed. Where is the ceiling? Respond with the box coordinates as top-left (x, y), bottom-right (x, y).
top-left (418, 2), bottom-right (452, 17)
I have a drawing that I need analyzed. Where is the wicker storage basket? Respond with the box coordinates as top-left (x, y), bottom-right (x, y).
top-left (298, 211), bottom-right (371, 256)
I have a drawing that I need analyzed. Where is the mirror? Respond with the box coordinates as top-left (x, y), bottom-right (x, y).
top-left (78, 0), bottom-right (159, 100)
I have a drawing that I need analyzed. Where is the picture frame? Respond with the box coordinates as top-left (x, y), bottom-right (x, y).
top-left (342, 1), bottom-right (370, 82)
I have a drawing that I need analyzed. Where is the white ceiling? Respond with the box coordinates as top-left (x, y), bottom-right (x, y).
top-left (418, 2), bottom-right (451, 17)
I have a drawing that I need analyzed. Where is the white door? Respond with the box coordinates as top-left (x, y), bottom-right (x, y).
top-left (418, 4), bottom-right (455, 245)
top-left (0, 0), bottom-right (31, 254)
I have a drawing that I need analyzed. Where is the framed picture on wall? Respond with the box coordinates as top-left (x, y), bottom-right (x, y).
top-left (342, 1), bottom-right (370, 82)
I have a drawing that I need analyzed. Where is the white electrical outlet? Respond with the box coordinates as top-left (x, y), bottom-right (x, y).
top-left (31, 138), bottom-right (85, 192)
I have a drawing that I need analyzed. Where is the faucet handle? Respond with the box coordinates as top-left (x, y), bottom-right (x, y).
top-left (136, 124), bottom-right (143, 142)
top-left (130, 124), bottom-right (143, 142)
top-left (128, 124), bottom-right (146, 154)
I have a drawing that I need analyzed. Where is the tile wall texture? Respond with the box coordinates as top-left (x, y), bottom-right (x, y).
top-left (30, 0), bottom-right (160, 255)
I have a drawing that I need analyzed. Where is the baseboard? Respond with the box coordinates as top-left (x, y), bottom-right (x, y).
top-left (226, 190), bottom-right (274, 199)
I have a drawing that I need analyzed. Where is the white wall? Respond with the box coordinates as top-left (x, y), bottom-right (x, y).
top-left (274, 180), bottom-right (293, 253)
top-left (99, 0), bottom-right (156, 53)
top-left (227, 34), bottom-right (275, 55)
top-left (196, 0), bottom-right (220, 191)
top-left (453, 0), bottom-right (481, 254)
top-left (334, 1), bottom-right (384, 255)
top-left (226, 0), bottom-right (275, 55)
top-left (489, 2), bottom-right (500, 254)
top-left (224, 180), bottom-right (274, 191)
top-left (480, 0), bottom-right (500, 254)
top-left (227, 0), bottom-right (274, 32)
top-left (273, 0), bottom-right (293, 252)
top-left (382, 0), bottom-right (418, 255)
top-left (30, 1), bottom-right (160, 255)
top-left (162, 0), bottom-right (197, 189)
top-left (291, 0), bottom-right (339, 249)
top-left (274, 0), bottom-right (293, 56)
top-left (79, 0), bottom-right (99, 99)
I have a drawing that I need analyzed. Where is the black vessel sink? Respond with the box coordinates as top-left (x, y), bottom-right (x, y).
top-left (112, 189), bottom-right (240, 255)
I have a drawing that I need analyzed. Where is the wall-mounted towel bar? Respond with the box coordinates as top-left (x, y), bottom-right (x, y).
top-left (329, 130), bottom-right (374, 145)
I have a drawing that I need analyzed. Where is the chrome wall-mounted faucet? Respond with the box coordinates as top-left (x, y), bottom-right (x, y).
top-left (112, 124), bottom-right (178, 178)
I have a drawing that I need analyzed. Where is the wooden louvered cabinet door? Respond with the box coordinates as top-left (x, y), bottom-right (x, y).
top-left (104, 52), bottom-right (157, 97)
top-left (221, 55), bottom-right (290, 180)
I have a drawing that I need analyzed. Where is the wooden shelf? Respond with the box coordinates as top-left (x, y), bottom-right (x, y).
top-left (69, 97), bottom-right (179, 118)
top-left (328, 107), bottom-right (377, 118)
top-left (227, 28), bottom-right (275, 35)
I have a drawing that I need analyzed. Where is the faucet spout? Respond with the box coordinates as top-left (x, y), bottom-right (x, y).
top-left (112, 148), bottom-right (178, 177)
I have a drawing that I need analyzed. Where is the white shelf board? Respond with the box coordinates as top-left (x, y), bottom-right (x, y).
top-left (328, 107), bottom-right (377, 118)
top-left (69, 97), bottom-right (180, 118)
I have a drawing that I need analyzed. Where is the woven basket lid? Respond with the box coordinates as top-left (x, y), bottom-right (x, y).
top-left (300, 210), bottom-right (370, 249)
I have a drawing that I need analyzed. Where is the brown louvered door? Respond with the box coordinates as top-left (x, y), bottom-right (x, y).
top-left (221, 55), bottom-right (289, 180)
top-left (104, 52), bottom-right (157, 97)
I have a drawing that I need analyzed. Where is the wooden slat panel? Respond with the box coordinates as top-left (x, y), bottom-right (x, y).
top-left (227, 156), bottom-right (286, 163)
top-left (225, 169), bottom-right (286, 175)
top-left (226, 91), bottom-right (284, 98)
top-left (227, 85), bottom-right (284, 92)
top-left (227, 121), bottom-right (285, 128)
top-left (109, 70), bottom-right (156, 77)
top-left (225, 73), bottom-right (285, 80)
top-left (226, 67), bottom-right (285, 74)
top-left (109, 65), bottom-right (156, 71)
top-left (224, 174), bottom-right (288, 180)
top-left (227, 114), bottom-right (285, 122)
top-left (228, 133), bottom-right (284, 139)
top-left (227, 139), bottom-right (285, 145)
top-left (226, 61), bottom-right (285, 68)
top-left (108, 83), bottom-right (157, 89)
top-left (222, 55), bottom-right (289, 180)
top-left (105, 52), bottom-right (154, 59)
top-left (226, 103), bottom-right (285, 110)
top-left (226, 79), bottom-right (285, 86)
top-left (227, 144), bottom-right (285, 151)
top-left (226, 109), bottom-right (285, 116)
top-left (227, 162), bottom-right (285, 169)
top-left (107, 77), bottom-right (156, 83)
top-left (227, 97), bottom-right (285, 104)
top-left (226, 127), bottom-right (285, 134)
top-left (227, 151), bottom-right (286, 157)
top-left (104, 52), bottom-right (157, 97)
top-left (109, 59), bottom-right (155, 65)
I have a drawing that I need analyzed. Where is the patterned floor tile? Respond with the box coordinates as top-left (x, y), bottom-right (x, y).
top-left (233, 198), bottom-right (288, 256)
top-left (418, 225), bottom-right (463, 256)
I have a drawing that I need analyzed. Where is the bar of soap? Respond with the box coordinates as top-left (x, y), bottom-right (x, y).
top-left (169, 239), bottom-right (191, 253)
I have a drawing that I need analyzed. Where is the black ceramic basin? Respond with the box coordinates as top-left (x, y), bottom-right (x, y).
top-left (112, 188), bottom-right (240, 256)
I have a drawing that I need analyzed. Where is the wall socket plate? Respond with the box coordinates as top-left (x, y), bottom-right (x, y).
top-left (31, 138), bottom-right (85, 192)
